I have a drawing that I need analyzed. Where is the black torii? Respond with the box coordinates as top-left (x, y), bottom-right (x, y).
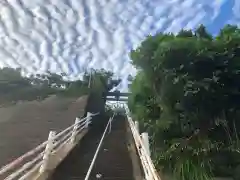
top-left (105, 90), bottom-right (129, 102)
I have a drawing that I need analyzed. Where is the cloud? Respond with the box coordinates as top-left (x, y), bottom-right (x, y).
top-left (0, 0), bottom-right (236, 91)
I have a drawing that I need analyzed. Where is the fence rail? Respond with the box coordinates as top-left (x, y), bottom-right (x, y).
top-left (124, 104), bottom-right (161, 180)
top-left (0, 112), bottom-right (98, 180)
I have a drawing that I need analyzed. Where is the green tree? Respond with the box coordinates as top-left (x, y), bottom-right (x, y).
top-left (128, 24), bottom-right (240, 180)
top-left (0, 67), bottom-right (118, 103)
top-left (195, 24), bottom-right (212, 40)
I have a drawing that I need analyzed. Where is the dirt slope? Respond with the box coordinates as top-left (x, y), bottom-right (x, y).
top-left (0, 95), bottom-right (88, 167)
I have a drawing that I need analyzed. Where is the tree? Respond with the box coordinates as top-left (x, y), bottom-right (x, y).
top-left (177, 29), bottom-right (195, 38)
top-left (195, 24), bottom-right (212, 40)
top-left (0, 67), bottom-right (118, 103)
top-left (128, 24), bottom-right (240, 180)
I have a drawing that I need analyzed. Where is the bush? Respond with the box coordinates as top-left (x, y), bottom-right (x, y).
top-left (0, 67), bottom-right (121, 104)
top-left (128, 24), bottom-right (240, 180)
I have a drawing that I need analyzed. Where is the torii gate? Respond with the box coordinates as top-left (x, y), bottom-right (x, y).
top-left (105, 91), bottom-right (130, 102)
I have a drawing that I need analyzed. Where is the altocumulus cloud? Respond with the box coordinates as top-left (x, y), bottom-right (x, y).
top-left (0, 0), bottom-right (237, 91)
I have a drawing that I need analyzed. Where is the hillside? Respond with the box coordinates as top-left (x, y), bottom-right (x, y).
top-left (0, 95), bottom-right (88, 167)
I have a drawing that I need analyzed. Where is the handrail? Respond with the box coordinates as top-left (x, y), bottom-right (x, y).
top-left (129, 117), bottom-right (160, 180)
top-left (124, 104), bottom-right (161, 180)
top-left (18, 161), bottom-right (42, 180)
top-left (0, 112), bottom-right (98, 180)
top-left (0, 116), bottom-right (90, 176)
top-left (54, 116), bottom-right (88, 141)
top-left (84, 113), bottom-right (116, 180)
top-left (0, 142), bottom-right (47, 175)
top-left (4, 153), bottom-right (44, 180)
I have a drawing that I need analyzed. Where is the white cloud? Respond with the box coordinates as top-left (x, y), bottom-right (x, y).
top-left (0, 0), bottom-right (237, 91)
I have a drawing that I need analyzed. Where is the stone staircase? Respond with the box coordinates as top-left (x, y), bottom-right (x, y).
top-left (48, 114), bottom-right (135, 180)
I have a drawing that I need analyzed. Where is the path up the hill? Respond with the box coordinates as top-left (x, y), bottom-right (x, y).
top-left (48, 114), bottom-right (135, 180)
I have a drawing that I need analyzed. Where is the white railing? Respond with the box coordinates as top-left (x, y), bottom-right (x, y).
top-left (124, 104), bottom-right (161, 180)
top-left (0, 112), bottom-right (98, 180)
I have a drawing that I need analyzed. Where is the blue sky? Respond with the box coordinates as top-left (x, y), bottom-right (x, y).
top-left (207, 0), bottom-right (235, 35)
top-left (0, 0), bottom-right (238, 91)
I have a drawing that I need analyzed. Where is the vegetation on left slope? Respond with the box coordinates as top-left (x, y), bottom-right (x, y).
top-left (0, 67), bottom-right (121, 105)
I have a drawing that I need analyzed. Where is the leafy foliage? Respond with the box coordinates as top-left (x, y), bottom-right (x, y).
top-left (128, 24), bottom-right (240, 180)
top-left (0, 67), bottom-right (120, 105)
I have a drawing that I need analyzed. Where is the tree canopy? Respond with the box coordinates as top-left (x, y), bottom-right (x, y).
top-left (128, 24), bottom-right (240, 180)
top-left (0, 67), bottom-right (120, 105)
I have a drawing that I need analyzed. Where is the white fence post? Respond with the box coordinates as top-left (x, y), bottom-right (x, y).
top-left (71, 117), bottom-right (80, 143)
top-left (134, 121), bottom-right (139, 134)
top-left (39, 131), bottom-right (56, 173)
top-left (141, 132), bottom-right (150, 157)
top-left (85, 112), bottom-right (91, 128)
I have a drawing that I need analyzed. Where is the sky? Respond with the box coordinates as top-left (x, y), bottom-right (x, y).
top-left (0, 0), bottom-right (238, 91)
